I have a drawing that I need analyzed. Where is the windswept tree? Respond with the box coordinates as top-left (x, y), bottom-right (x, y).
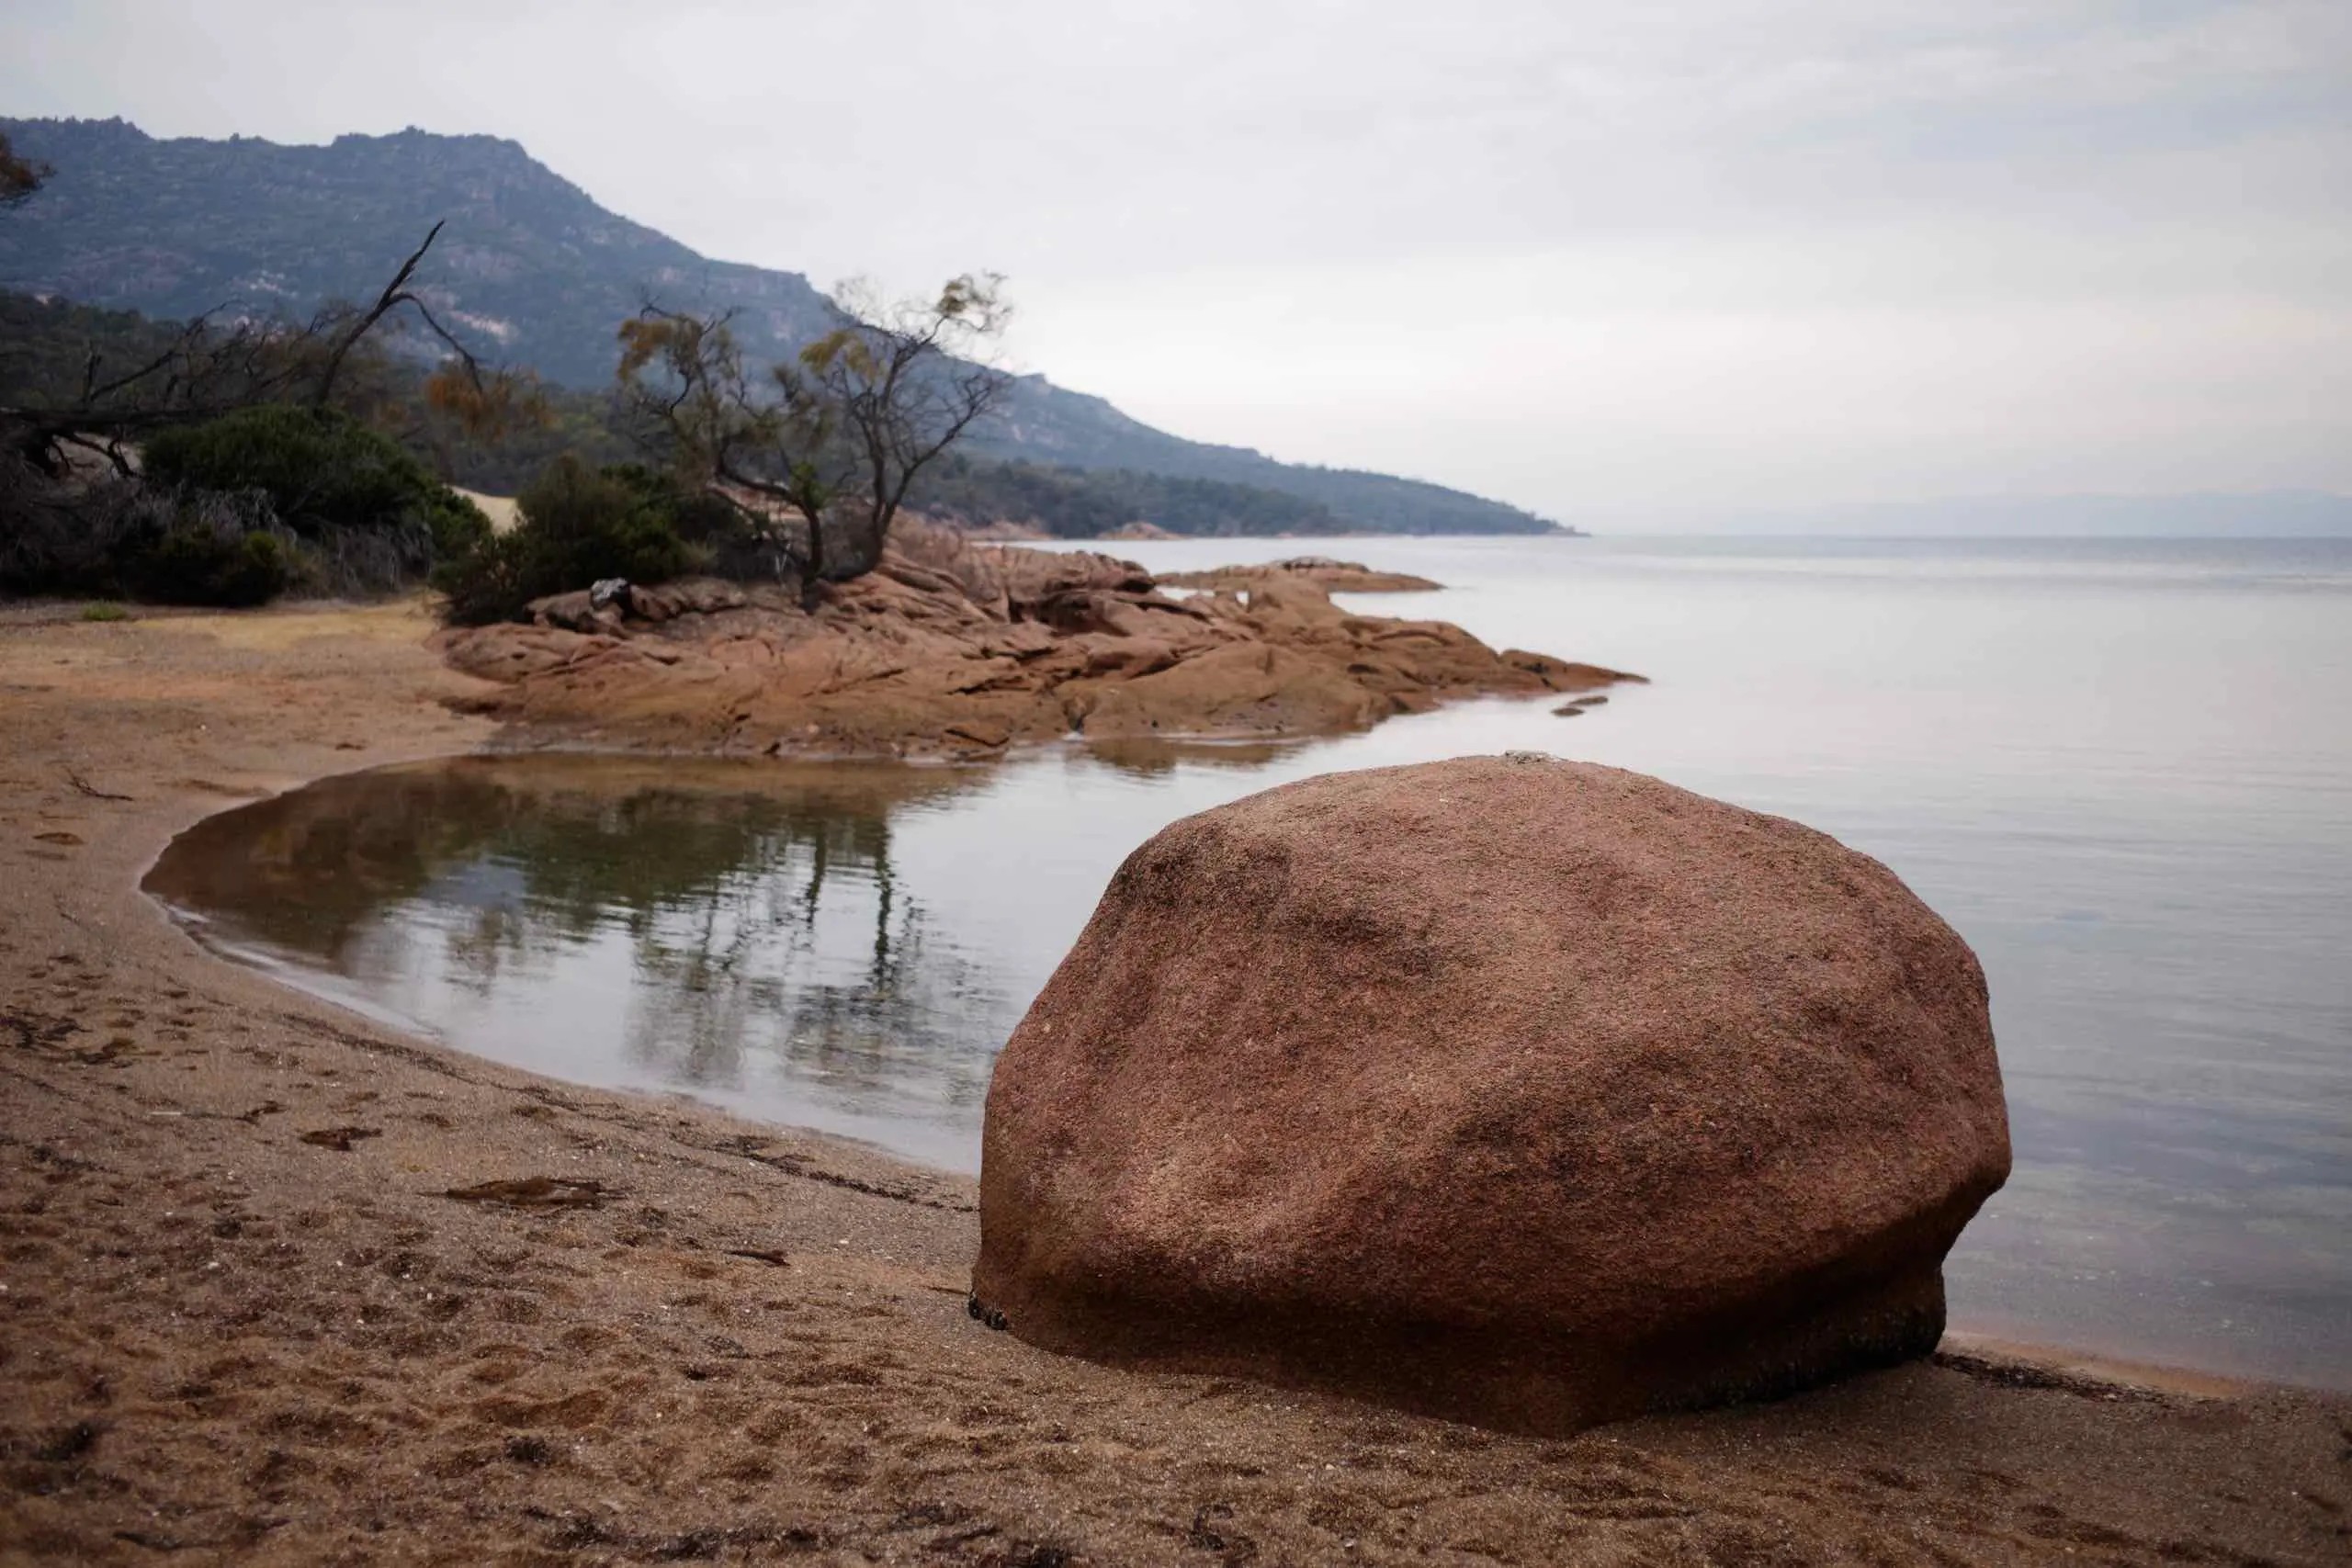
top-left (616, 274), bottom-right (1011, 604)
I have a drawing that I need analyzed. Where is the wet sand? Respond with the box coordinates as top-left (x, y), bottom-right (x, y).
top-left (2, 598), bottom-right (2347, 1566)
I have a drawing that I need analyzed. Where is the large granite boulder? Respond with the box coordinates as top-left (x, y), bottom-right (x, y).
top-left (972, 755), bottom-right (2010, 1434)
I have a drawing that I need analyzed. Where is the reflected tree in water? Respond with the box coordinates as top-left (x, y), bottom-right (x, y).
top-left (146, 756), bottom-right (1020, 1129)
top-left (610, 799), bottom-right (1007, 1113)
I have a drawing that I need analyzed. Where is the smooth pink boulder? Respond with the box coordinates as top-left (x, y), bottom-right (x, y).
top-left (973, 754), bottom-right (2011, 1433)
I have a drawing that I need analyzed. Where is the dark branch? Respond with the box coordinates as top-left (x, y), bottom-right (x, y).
top-left (311, 220), bottom-right (446, 407)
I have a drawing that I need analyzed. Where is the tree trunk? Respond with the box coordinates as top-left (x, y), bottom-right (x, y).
top-left (840, 502), bottom-right (889, 583)
top-left (798, 506), bottom-right (829, 612)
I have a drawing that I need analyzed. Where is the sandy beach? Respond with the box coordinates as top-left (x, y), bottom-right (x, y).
top-left (3, 599), bottom-right (2347, 1566)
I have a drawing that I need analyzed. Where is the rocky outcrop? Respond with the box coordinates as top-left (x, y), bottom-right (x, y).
top-left (972, 755), bottom-right (2012, 1434)
top-left (955, 518), bottom-right (1054, 542)
top-left (435, 528), bottom-right (1637, 757)
top-left (1159, 557), bottom-right (1444, 593)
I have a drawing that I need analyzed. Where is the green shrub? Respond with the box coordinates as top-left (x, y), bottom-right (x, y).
top-left (431, 530), bottom-right (532, 627)
top-left (424, 485), bottom-right (494, 563)
top-left (107, 488), bottom-right (300, 606)
top-left (433, 457), bottom-right (699, 626)
top-left (595, 463), bottom-right (767, 573)
top-left (122, 519), bottom-right (293, 607)
top-left (520, 459), bottom-right (697, 586)
top-left (1, 481), bottom-right (299, 608)
top-left (80, 602), bottom-right (129, 622)
top-left (141, 404), bottom-right (488, 594)
top-left (144, 403), bottom-right (418, 536)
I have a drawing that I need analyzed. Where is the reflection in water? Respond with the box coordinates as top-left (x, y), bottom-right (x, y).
top-left (146, 756), bottom-right (1019, 1165)
top-left (1079, 736), bottom-right (1308, 777)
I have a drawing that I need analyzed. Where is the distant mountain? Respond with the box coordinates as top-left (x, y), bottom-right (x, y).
top-left (912, 453), bottom-right (1353, 539)
top-left (0, 117), bottom-right (832, 389)
top-left (974, 376), bottom-right (1565, 536)
top-left (0, 117), bottom-right (1560, 536)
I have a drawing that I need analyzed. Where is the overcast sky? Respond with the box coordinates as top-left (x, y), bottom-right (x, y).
top-left (6, 1), bottom-right (2348, 521)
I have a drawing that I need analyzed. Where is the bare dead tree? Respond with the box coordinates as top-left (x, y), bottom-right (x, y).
top-left (309, 220), bottom-right (504, 412)
top-left (805, 275), bottom-right (1012, 581)
top-left (2, 222), bottom-right (536, 478)
top-left (6, 308), bottom-right (313, 477)
top-left (616, 274), bottom-right (1011, 606)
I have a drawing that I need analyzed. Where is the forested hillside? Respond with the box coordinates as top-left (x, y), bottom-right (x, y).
top-left (0, 117), bottom-right (1561, 535)
top-left (910, 454), bottom-right (1349, 537)
top-left (971, 377), bottom-right (1559, 534)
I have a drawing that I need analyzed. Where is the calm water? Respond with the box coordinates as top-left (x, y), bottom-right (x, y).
top-left (144, 536), bottom-right (2352, 1389)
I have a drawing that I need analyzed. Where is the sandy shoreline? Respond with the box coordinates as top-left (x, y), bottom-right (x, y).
top-left (3, 599), bottom-right (2347, 1565)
